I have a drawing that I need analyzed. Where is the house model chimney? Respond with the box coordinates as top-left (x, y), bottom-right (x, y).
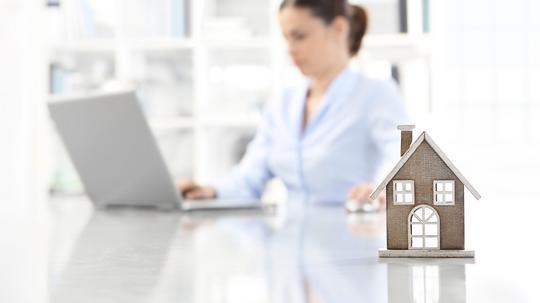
top-left (398, 125), bottom-right (415, 156)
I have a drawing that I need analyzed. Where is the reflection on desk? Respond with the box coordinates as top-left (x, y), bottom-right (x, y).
top-left (48, 197), bottom-right (477, 303)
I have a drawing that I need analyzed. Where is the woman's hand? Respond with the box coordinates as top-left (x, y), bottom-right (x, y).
top-left (177, 179), bottom-right (217, 200)
top-left (345, 183), bottom-right (386, 212)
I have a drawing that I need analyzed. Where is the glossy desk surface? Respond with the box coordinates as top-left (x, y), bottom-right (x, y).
top-left (48, 196), bottom-right (536, 303)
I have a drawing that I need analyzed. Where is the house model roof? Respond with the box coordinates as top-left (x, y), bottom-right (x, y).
top-left (370, 131), bottom-right (482, 200)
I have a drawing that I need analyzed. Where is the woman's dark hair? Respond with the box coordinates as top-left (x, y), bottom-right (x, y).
top-left (280, 0), bottom-right (368, 56)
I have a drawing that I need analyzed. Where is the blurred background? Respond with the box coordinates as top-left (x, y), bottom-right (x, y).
top-left (1, 0), bottom-right (539, 301)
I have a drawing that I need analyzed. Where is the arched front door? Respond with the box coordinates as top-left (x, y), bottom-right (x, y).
top-left (408, 205), bottom-right (440, 250)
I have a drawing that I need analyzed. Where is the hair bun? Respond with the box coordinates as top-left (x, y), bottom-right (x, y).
top-left (348, 4), bottom-right (368, 56)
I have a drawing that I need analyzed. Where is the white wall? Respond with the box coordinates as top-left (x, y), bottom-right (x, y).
top-left (0, 1), bottom-right (48, 302)
top-left (431, 0), bottom-right (540, 145)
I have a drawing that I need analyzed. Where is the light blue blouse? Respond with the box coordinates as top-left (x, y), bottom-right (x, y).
top-left (213, 66), bottom-right (409, 204)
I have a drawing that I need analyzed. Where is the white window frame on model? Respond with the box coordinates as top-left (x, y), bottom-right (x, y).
top-left (393, 180), bottom-right (415, 205)
top-left (408, 205), bottom-right (440, 250)
top-left (433, 180), bottom-right (455, 205)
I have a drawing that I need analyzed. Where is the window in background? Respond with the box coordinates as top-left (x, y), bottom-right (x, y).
top-left (433, 0), bottom-right (539, 145)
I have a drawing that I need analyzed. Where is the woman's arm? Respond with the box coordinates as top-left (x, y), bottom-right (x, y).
top-left (210, 108), bottom-right (275, 199)
top-left (346, 79), bottom-right (409, 210)
top-left (366, 79), bottom-right (410, 182)
top-left (178, 104), bottom-right (276, 200)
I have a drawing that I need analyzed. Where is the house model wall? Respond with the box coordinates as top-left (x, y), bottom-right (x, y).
top-left (371, 125), bottom-right (481, 258)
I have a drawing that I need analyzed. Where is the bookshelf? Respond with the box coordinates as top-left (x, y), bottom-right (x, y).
top-left (46, 0), bottom-right (432, 194)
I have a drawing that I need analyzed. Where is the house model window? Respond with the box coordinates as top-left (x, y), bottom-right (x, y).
top-left (393, 180), bottom-right (414, 205)
top-left (433, 180), bottom-right (455, 205)
top-left (409, 206), bottom-right (439, 249)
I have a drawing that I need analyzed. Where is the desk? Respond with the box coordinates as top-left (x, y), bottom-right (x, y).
top-left (48, 196), bottom-right (535, 303)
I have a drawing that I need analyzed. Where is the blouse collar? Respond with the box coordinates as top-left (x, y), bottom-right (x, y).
top-left (292, 65), bottom-right (356, 139)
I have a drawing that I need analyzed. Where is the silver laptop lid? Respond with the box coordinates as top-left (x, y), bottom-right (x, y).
top-left (48, 89), bottom-right (181, 209)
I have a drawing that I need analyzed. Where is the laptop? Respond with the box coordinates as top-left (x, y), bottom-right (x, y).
top-left (47, 89), bottom-right (268, 211)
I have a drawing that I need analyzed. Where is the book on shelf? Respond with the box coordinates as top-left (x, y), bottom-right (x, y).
top-left (398, 0), bottom-right (430, 34)
top-left (49, 63), bottom-right (65, 94)
top-left (171, 0), bottom-right (191, 38)
top-left (399, 0), bottom-right (408, 33)
top-left (52, 0), bottom-right (191, 40)
top-left (422, 0), bottom-right (430, 33)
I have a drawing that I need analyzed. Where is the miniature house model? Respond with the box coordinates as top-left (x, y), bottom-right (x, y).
top-left (370, 125), bottom-right (481, 258)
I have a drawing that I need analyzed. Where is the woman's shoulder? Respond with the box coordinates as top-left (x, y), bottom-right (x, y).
top-left (257, 79), bottom-right (307, 125)
top-left (338, 70), bottom-right (401, 114)
top-left (270, 78), bottom-right (308, 109)
top-left (349, 68), bottom-right (400, 95)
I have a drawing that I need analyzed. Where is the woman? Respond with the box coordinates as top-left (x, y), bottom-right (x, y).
top-left (179, 0), bottom-right (408, 208)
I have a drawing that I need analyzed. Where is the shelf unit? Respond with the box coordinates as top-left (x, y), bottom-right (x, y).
top-left (46, 0), bottom-right (431, 194)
